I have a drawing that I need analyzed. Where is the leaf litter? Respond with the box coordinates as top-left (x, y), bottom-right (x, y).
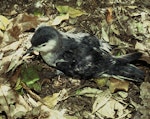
top-left (0, 0), bottom-right (150, 119)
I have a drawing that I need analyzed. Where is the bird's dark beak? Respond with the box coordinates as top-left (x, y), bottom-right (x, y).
top-left (23, 47), bottom-right (34, 56)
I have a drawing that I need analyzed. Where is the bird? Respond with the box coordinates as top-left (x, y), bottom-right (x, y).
top-left (28, 26), bottom-right (144, 82)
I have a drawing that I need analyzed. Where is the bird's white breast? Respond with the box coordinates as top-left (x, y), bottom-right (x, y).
top-left (41, 52), bottom-right (57, 67)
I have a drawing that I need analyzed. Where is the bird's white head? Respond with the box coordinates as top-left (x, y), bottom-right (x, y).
top-left (30, 26), bottom-right (61, 53)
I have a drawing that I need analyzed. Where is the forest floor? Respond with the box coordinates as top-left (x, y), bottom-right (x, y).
top-left (0, 0), bottom-right (150, 119)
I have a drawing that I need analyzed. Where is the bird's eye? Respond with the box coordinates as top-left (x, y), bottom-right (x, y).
top-left (42, 44), bottom-right (46, 47)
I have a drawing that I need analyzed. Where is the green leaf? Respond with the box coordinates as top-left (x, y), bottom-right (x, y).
top-left (14, 78), bottom-right (22, 90)
top-left (33, 10), bottom-right (43, 16)
top-left (56, 5), bottom-right (86, 18)
top-left (68, 7), bottom-right (86, 18)
top-left (21, 64), bottom-right (41, 91)
top-left (56, 5), bottom-right (69, 14)
top-left (31, 82), bottom-right (41, 92)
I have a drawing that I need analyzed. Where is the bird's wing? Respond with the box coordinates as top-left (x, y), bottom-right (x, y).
top-left (81, 36), bottom-right (111, 53)
top-left (55, 39), bottom-right (113, 79)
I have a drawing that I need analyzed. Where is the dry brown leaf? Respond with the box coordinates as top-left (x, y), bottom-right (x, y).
top-left (108, 78), bottom-right (129, 93)
top-left (12, 91), bottom-right (66, 119)
top-left (137, 82), bottom-right (150, 119)
top-left (106, 7), bottom-right (113, 24)
top-left (1, 40), bottom-right (22, 52)
top-left (1, 13), bottom-right (39, 47)
top-left (0, 84), bottom-right (17, 116)
top-left (0, 30), bottom-right (3, 43)
top-left (0, 53), bottom-right (14, 74)
top-left (96, 100), bottom-right (115, 118)
top-left (110, 24), bottom-right (120, 35)
top-left (117, 91), bottom-right (128, 98)
top-left (42, 93), bottom-right (60, 108)
top-left (140, 82), bottom-right (150, 106)
top-left (109, 78), bottom-right (129, 93)
top-left (135, 41), bottom-right (147, 51)
top-left (135, 41), bottom-right (150, 64)
top-left (7, 48), bottom-right (25, 72)
top-left (92, 90), bottom-right (111, 113)
top-left (10, 13), bottom-right (39, 31)
top-left (0, 30), bottom-right (32, 75)
top-left (95, 98), bottom-right (130, 118)
top-left (0, 47), bottom-right (25, 74)
top-left (140, 52), bottom-right (150, 64)
top-left (76, 87), bottom-right (103, 97)
top-left (40, 106), bottom-right (66, 119)
top-left (0, 83), bottom-right (31, 118)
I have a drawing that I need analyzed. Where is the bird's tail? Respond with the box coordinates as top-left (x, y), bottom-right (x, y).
top-left (108, 64), bottom-right (144, 82)
top-left (106, 52), bottom-right (144, 82)
top-left (115, 52), bottom-right (143, 63)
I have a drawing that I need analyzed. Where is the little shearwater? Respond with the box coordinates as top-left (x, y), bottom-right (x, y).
top-left (28, 26), bottom-right (144, 82)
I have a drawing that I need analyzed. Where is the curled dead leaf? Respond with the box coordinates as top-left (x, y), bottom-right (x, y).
top-left (108, 78), bottom-right (129, 93)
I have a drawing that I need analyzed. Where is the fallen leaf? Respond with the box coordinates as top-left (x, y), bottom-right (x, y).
top-left (42, 93), bottom-right (59, 108)
top-left (76, 87), bottom-right (103, 97)
top-left (108, 78), bottom-right (129, 93)
top-left (0, 53), bottom-right (14, 74)
top-left (101, 27), bottom-right (109, 42)
top-left (21, 64), bottom-right (41, 92)
top-left (106, 7), bottom-right (113, 24)
top-left (0, 83), bottom-right (30, 118)
top-left (14, 78), bottom-right (22, 90)
top-left (0, 52), bottom-right (3, 59)
top-left (0, 32), bottom-right (31, 75)
top-left (92, 90), bottom-right (111, 113)
top-left (56, 5), bottom-right (86, 18)
top-left (135, 41), bottom-right (150, 64)
top-left (68, 7), bottom-right (86, 18)
top-left (136, 82), bottom-right (150, 119)
top-left (140, 82), bottom-right (150, 106)
top-left (96, 99), bottom-right (115, 118)
top-left (40, 106), bottom-right (66, 119)
top-left (117, 91), bottom-right (128, 98)
top-left (96, 98), bottom-right (130, 118)
top-left (76, 0), bottom-right (83, 6)
top-left (1, 40), bottom-right (22, 52)
top-left (110, 24), bottom-right (120, 35)
top-left (6, 48), bottom-right (25, 72)
top-left (94, 77), bottom-right (109, 87)
top-left (0, 13), bottom-right (39, 47)
top-left (0, 15), bottom-right (10, 30)
top-left (0, 30), bottom-right (3, 43)
top-left (135, 41), bottom-right (147, 51)
top-left (56, 5), bottom-right (69, 14)
top-left (52, 13), bottom-right (69, 25)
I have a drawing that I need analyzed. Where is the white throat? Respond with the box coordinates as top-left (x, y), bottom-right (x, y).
top-left (41, 51), bottom-right (57, 67)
